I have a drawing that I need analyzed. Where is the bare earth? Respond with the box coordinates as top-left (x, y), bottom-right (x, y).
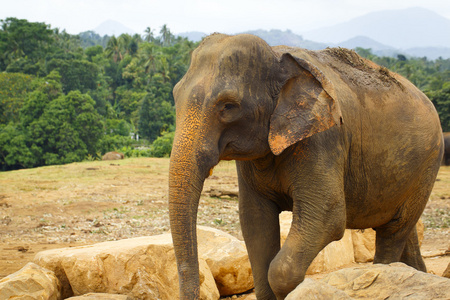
top-left (0, 158), bottom-right (449, 296)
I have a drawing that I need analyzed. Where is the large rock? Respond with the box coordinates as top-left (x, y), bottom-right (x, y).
top-left (285, 278), bottom-right (352, 300)
top-left (34, 234), bottom-right (219, 300)
top-left (0, 262), bottom-right (61, 300)
top-left (321, 262), bottom-right (450, 299)
top-left (67, 293), bottom-right (133, 300)
top-left (281, 211), bottom-right (425, 266)
top-left (351, 229), bottom-right (376, 263)
top-left (102, 151), bottom-right (124, 160)
top-left (443, 262), bottom-right (450, 278)
top-left (280, 212), bottom-right (355, 274)
top-left (197, 226), bottom-right (253, 296)
top-left (306, 230), bottom-right (354, 275)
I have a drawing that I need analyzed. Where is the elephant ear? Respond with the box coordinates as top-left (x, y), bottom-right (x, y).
top-left (269, 53), bottom-right (343, 156)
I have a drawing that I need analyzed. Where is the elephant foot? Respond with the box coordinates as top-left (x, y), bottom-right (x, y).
top-left (268, 251), bottom-right (307, 299)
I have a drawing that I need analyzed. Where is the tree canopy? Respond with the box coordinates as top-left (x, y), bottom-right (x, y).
top-left (0, 18), bottom-right (196, 170)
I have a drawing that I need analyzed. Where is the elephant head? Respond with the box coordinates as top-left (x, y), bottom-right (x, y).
top-left (168, 34), bottom-right (342, 299)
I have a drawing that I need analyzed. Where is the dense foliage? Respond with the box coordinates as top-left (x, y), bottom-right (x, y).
top-left (0, 18), bottom-right (195, 170)
top-left (0, 18), bottom-right (449, 171)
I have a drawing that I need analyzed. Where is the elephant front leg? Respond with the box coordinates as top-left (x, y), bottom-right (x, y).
top-left (239, 186), bottom-right (281, 300)
top-left (268, 193), bottom-right (346, 299)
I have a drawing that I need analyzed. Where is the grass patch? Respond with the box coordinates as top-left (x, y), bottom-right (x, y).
top-left (423, 208), bottom-right (450, 228)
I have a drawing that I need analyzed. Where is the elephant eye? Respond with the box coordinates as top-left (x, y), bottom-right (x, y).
top-left (219, 101), bottom-right (241, 123)
top-left (220, 101), bottom-right (240, 113)
top-left (217, 90), bottom-right (240, 112)
top-left (224, 103), bottom-right (237, 111)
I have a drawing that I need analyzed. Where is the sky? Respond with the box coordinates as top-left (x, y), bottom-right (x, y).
top-left (1, 0), bottom-right (450, 36)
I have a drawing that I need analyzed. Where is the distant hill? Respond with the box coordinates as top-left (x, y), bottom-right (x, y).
top-left (94, 20), bottom-right (136, 37)
top-left (302, 7), bottom-right (450, 49)
top-left (336, 36), bottom-right (404, 58)
top-left (177, 31), bottom-right (207, 42)
top-left (403, 47), bottom-right (450, 60)
top-left (98, 6), bottom-right (450, 60)
top-left (178, 29), bottom-right (450, 59)
top-left (242, 29), bottom-right (327, 50)
top-left (337, 36), bottom-right (394, 52)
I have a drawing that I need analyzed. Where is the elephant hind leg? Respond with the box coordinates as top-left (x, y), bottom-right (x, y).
top-left (373, 193), bottom-right (428, 271)
top-left (374, 162), bottom-right (438, 272)
top-left (373, 224), bottom-right (426, 272)
top-left (400, 226), bottom-right (426, 271)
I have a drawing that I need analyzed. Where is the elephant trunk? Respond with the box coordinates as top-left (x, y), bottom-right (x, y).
top-left (169, 130), bottom-right (216, 299)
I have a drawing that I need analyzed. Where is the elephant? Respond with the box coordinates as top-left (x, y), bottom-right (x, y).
top-left (443, 132), bottom-right (450, 165)
top-left (168, 33), bottom-right (443, 300)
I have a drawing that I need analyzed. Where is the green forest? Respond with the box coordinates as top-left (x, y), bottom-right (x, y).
top-left (1, 18), bottom-right (450, 171)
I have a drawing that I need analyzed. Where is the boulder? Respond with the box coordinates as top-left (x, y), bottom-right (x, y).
top-left (34, 234), bottom-right (219, 300)
top-left (351, 221), bottom-right (424, 263)
top-left (67, 293), bottom-right (133, 300)
top-left (102, 151), bottom-right (124, 160)
top-left (351, 229), bottom-right (376, 263)
top-left (285, 278), bottom-right (352, 300)
top-left (280, 212), bottom-right (355, 274)
top-left (197, 226), bottom-right (253, 296)
top-left (321, 262), bottom-right (450, 299)
top-left (306, 230), bottom-right (354, 275)
top-left (443, 262), bottom-right (450, 278)
top-left (0, 262), bottom-right (61, 300)
top-left (281, 211), bottom-right (425, 266)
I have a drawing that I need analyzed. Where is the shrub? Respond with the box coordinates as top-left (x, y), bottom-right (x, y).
top-left (149, 131), bottom-right (174, 157)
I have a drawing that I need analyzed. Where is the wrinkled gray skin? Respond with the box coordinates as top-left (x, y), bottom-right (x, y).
top-left (443, 132), bottom-right (450, 165)
top-left (168, 34), bottom-right (443, 300)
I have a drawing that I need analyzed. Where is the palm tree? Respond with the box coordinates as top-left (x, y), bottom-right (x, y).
top-left (158, 56), bottom-right (171, 82)
top-left (144, 27), bottom-right (154, 43)
top-left (142, 44), bottom-right (159, 75)
top-left (105, 36), bottom-right (122, 62)
top-left (118, 34), bottom-right (132, 56)
top-left (160, 24), bottom-right (173, 47)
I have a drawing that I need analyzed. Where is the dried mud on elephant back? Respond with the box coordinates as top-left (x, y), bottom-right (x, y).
top-left (322, 47), bottom-right (403, 88)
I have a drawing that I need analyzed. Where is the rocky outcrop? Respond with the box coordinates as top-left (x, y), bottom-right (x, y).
top-left (280, 211), bottom-right (425, 268)
top-left (280, 212), bottom-right (355, 274)
top-left (0, 262), bottom-right (61, 300)
top-left (197, 226), bottom-right (253, 296)
top-left (101, 151), bottom-right (124, 160)
top-left (286, 263), bottom-right (450, 299)
top-left (285, 278), bottom-right (352, 300)
top-left (34, 234), bottom-right (219, 300)
top-left (351, 229), bottom-right (376, 263)
top-left (443, 262), bottom-right (450, 278)
top-left (321, 262), bottom-right (450, 299)
top-left (307, 230), bottom-right (355, 275)
top-left (197, 226), bottom-right (254, 296)
top-left (1, 222), bottom-right (437, 300)
top-left (32, 227), bottom-right (253, 299)
top-left (66, 293), bottom-right (133, 299)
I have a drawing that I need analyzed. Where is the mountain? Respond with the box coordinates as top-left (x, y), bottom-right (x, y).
top-left (337, 36), bottom-right (393, 52)
top-left (242, 29), bottom-right (327, 50)
top-left (178, 29), bottom-right (450, 59)
top-left (177, 31), bottom-right (207, 42)
top-left (336, 36), bottom-right (404, 57)
top-left (302, 7), bottom-right (450, 49)
top-left (403, 47), bottom-right (450, 60)
top-left (94, 20), bottom-right (136, 37)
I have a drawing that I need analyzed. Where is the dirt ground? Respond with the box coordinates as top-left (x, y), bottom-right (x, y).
top-left (0, 158), bottom-right (449, 292)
